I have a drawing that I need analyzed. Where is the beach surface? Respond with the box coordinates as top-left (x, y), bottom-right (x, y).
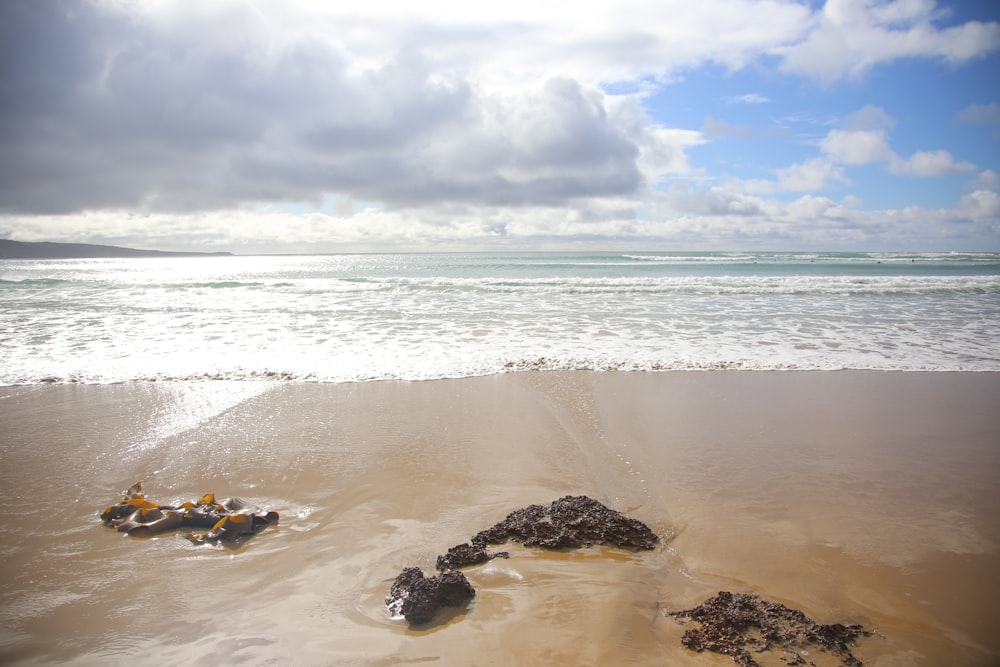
top-left (1, 371), bottom-right (998, 666)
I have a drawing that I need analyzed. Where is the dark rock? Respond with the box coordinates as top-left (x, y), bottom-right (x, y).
top-left (667, 591), bottom-right (872, 667)
top-left (386, 567), bottom-right (476, 625)
top-left (435, 542), bottom-right (509, 571)
top-left (471, 495), bottom-right (659, 551)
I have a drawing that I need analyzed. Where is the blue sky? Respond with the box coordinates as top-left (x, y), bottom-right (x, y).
top-left (1, 0), bottom-right (998, 252)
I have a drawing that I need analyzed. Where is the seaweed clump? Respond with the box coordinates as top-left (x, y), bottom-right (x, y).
top-left (99, 481), bottom-right (279, 545)
top-left (667, 591), bottom-right (872, 667)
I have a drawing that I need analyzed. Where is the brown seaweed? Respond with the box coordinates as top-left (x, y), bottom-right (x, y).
top-left (99, 481), bottom-right (278, 545)
top-left (667, 591), bottom-right (872, 667)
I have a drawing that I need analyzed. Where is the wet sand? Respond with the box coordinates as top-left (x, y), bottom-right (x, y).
top-left (1, 371), bottom-right (998, 666)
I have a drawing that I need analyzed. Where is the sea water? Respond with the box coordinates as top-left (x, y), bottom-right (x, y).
top-left (2, 251), bottom-right (999, 384)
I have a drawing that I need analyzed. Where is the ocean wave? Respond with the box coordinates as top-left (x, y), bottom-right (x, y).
top-left (350, 275), bottom-right (1000, 296)
top-left (622, 253), bottom-right (760, 263)
top-left (4, 357), bottom-right (996, 386)
top-left (11, 274), bottom-right (998, 296)
top-left (183, 281), bottom-right (268, 289)
top-left (0, 278), bottom-right (71, 288)
top-left (621, 252), bottom-right (1000, 265)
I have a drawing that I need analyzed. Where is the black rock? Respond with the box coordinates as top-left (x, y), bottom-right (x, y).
top-left (667, 591), bottom-right (872, 667)
top-left (386, 567), bottom-right (476, 625)
top-left (435, 542), bottom-right (509, 571)
top-left (472, 495), bottom-right (659, 551)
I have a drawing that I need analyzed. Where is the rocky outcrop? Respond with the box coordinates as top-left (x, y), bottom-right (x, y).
top-left (667, 591), bottom-right (872, 667)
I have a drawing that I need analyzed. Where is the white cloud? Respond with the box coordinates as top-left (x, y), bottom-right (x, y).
top-left (969, 169), bottom-right (1000, 191)
top-left (889, 149), bottom-right (976, 177)
top-left (954, 189), bottom-right (1000, 220)
top-left (813, 106), bottom-right (976, 177)
top-left (820, 128), bottom-right (895, 164)
top-left (776, 158), bottom-right (850, 191)
top-left (727, 93), bottom-right (770, 104)
top-left (740, 158), bottom-right (851, 194)
top-left (725, 100), bottom-right (979, 199)
top-left (776, 0), bottom-right (1000, 83)
top-left (844, 104), bottom-right (896, 131)
top-left (9, 180), bottom-right (996, 252)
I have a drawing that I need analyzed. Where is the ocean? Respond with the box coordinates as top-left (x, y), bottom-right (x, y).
top-left (2, 250), bottom-right (998, 385)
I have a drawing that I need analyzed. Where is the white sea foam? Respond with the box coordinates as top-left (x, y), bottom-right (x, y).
top-left (2, 252), bottom-right (998, 384)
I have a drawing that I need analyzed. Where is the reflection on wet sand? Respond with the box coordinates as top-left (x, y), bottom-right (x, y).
top-left (0, 371), bottom-right (998, 665)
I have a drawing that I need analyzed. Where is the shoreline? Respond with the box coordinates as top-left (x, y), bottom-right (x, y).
top-left (1, 370), bottom-right (998, 665)
top-left (4, 365), bottom-right (1000, 389)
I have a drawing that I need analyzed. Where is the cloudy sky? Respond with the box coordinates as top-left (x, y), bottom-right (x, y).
top-left (1, 0), bottom-right (998, 252)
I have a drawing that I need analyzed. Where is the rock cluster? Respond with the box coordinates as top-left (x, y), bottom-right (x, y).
top-left (387, 495), bottom-right (659, 625)
top-left (667, 591), bottom-right (872, 667)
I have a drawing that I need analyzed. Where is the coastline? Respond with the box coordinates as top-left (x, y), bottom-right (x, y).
top-left (1, 370), bottom-right (998, 665)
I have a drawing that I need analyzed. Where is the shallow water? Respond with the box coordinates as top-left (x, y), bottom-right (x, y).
top-left (1, 372), bottom-right (998, 665)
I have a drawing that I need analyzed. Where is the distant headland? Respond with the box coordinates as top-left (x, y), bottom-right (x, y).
top-left (0, 239), bottom-right (233, 259)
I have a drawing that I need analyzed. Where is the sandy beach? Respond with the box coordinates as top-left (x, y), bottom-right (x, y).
top-left (1, 371), bottom-right (998, 666)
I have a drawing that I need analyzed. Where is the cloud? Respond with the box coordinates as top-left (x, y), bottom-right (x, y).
top-left (969, 169), bottom-right (1000, 191)
top-left (4, 180), bottom-right (996, 252)
top-left (776, 158), bottom-right (850, 191)
top-left (776, 0), bottom-right (1000, 83)
top-left (816, 106), bottom-right (975, 176)
top-left (0, 2), bottom-right (662, 214)
top-left (3, 0), bottom-right (745, 217)
top-left (843, 104), bottom-right (896, 131)
top-left (736, 103), bottom-right (977, 195)
top-left (727, 93), bottom-right (770, 104)
top-left (820, 128), bottom-right (896, 164)
top-left (738, 158), bottom-right (849, 194)
top-left (701, 116), bottom-right (788, 140)
top-left (0, 1), bottom-right (997, 252)
top-left (957, 102), bottom-right (1000, 136)
top-left (889, 149), bottom-right (976, 177)
top-left (957, 102), bottom-right (1000, 124)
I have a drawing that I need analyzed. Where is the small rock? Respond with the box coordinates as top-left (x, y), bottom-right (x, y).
top-left (435, 542), bottom-right (509, 571)
top-left (386, 567), bottom-right (476, 625)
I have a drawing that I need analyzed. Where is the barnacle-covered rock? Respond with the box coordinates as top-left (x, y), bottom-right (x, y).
top-left (471, 495), bottom-right (659, 551)
top-left (667, 591), bottom-right (872, 667)
top-left (385, 567), bottom-right (475, 625)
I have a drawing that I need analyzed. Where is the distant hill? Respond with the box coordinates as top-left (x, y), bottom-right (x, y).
top-left (0, 239), bottom-right (234, 259)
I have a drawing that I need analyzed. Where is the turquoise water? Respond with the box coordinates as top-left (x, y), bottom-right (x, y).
top-left (1, 251), bottom-right (999, 383)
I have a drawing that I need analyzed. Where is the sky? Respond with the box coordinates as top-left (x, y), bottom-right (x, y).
top-left (1, 0), bottom-right (998, 253)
